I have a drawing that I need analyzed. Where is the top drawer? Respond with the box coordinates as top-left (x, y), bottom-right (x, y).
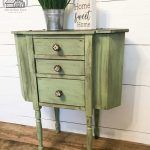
top-left (33, 37), bottom-right (85, 56)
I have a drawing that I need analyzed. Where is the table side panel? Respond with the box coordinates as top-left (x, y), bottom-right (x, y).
top-left (93, 34), bottom-right (110, 109)
top-left (15, 35), bottom-right (33, 102)
top-left (107, 33), bottom-right (125, 109)
top-left (94, 33), bottom-right (125, 109)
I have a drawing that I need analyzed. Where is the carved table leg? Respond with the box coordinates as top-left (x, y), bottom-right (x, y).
top-left (35, 108), bottom-right (43, 150)
top-left (94, 109), bottom-right (100, 139)
top-left (54, 107), bottom-right (60, 133)
top-left (86, 116), bottom-right (93, 150)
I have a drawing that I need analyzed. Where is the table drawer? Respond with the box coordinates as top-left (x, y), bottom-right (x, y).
top-left (38, 78), bottom-right (85, 106)
top-left (33, 37), bottom-right (84, 56)
top-left (36, 59), bottom-right (84, 76)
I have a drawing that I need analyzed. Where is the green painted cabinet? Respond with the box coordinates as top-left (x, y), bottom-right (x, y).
top-left (13, 29), bottom-right (128, 150)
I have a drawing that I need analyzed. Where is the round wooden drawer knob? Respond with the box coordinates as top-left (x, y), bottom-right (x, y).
top-left (55, 90), bottom-right (63, 97)
top-left (52, 43), bottom-right (60, 51)
top-left (54, 65), bottom-right (62, 72)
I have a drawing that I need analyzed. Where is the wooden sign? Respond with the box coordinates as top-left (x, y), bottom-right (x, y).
top-left (73, 0), bottom-right (96, 30)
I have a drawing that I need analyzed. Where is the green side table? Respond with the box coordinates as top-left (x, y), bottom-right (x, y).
top-left (13, 29), bottom-right (128, 150)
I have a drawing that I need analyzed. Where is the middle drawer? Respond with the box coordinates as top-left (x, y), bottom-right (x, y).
top-left (36, 59), bottom-right (85, 76)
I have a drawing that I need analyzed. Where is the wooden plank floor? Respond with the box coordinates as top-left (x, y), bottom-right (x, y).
top-left (0, 138), bottom-right (38, 150)
top-left (0, 122), bottom-right (150, 150)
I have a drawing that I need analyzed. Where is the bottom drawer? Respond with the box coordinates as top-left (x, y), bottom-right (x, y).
top-left (37, 78), bottom-right (85, 107)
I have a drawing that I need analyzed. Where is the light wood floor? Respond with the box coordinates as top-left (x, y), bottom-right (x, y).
top-left (0, 122), bottom-right (150, 150)
top-left (0, 138), bottom-right (37, 150)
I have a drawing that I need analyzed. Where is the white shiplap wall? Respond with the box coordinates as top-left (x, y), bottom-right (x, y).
top-left (0, 0), bottom-right (150, 145)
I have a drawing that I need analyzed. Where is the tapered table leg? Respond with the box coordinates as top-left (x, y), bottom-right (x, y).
top-left (86, 116), bottom-right (93, 150)
top-left (35, 108), bottom-right (43, 150)
top-left (54, 107), bottom-right (60, 133)
top-left (94, 109), bottom-right (100, 139)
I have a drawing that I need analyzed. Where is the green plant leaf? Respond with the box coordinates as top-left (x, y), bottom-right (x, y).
top-left (38, 0), bottom-right (71, 9)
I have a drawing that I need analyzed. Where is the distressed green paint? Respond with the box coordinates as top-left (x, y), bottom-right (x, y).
top-left (85, 35), bottom-right (93, 116)
top-left (107, 33), bottom-right (125, 108)
top-left (36, 74), bottom-right (85, 80)
top-left (93, 33), bottom-right (125, 109)
top-left (35, 55), bottom-right (85, 60)
top-left (35, 109), bottom-right (43, 150)
top-left (33, 37), bottom-right (84, 56)
top-left (38, 78), bottom-right (85, 106)
top-left (39, 102), bottom-right (85, 111)
top-left (12, 28), bottom-right (129, 35)
top-left (85, 35), bottom-right (93, 150)
top-left (86, 116), bottom-right (93, 150)
top-left (14, 35), bottom-right (32, 102)
top-left (25, 36), bottom-right (39, 110)
top-left (36, 59), bottom-right (85, 76)
top-left (26, 36), bottom-right (43, 150)
top-left (94, 34), bottom-right (110, 109)
top-left (13, 29), bottom-right (128, 150)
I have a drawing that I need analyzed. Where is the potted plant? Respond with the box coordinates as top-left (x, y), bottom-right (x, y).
top-left (38, 0), bottom-right (71, 30)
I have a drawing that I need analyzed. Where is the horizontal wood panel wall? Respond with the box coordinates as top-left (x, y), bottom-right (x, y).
top-left (0, 0), bottom-right (150, 145)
